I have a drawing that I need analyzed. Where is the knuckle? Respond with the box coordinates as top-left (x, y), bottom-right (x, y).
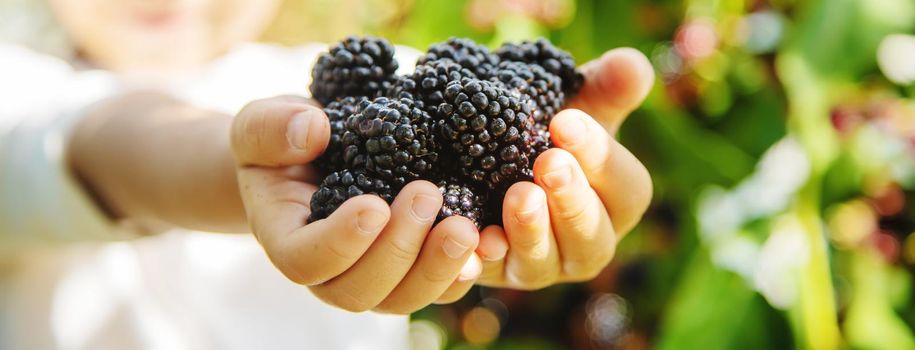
top-left (420, 265), bottom-right (458, 284)
top-left (553, 198), bottom-right (590, 223)
top-left (385, 238), bottom-right (421, 265)
top-left (324, 239), bottom-right (359, 263)
top-left (511, 234), bottom-right (548, 257)
top-left (583, 151), bottom-right (613, 179)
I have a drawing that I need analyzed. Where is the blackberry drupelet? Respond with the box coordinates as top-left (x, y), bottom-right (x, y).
top-left (531, 126), bottom-right (552, 160)
top-left (496, 38), bottom-right (584, 96)
top-left (418, 37), bottom-right (500, 78)
top-left (342, 97), bottom-right (439, 187)
top-left (437, 178), bottom-right (487, 229)
top-left (307, 170), bottom-right (395, 223)
top-left (435, 79), bottom-right (536, 189)
top-left (315, 97), bottom-right (366, 173)
top-left (490, 60), bottom-right (564, 128)
top-left (310, 36), bottom-right (399, 106)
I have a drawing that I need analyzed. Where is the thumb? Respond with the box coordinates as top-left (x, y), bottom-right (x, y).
top-left (566, 48), bottom-right (655, 133)
top-left (231, 96), bottom-right (330, 167)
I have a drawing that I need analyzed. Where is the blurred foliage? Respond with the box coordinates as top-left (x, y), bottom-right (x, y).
top-left (264, 0), bottom-right (915, 348)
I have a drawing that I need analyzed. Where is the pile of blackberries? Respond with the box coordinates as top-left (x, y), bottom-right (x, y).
top-left (308, 36), bottom-right (583, 228)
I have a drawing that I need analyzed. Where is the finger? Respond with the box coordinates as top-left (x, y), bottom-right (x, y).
top-left (533, 149), bottom-right (616, 281)
top-left (309, 181), bottom-right (442, 312)
top-left (567, 48), bottom-right (655, 133)
top-left (550, 110), bottom-right (652, 236)
top-left (435, 254), bottom-right (482, 304)
top-left (253, 187), bottom-right (391, 286)
top-left (236, 166), bottom-right (315, 238)
top-left (476, 225), bottom-right (508, 286)
top-left (231, 95), bottom-right (330, 167)
top-left (478, 225), bottom-right (509, 263)
top-left (501, 182), bottom-right (560, 290)
top-left (375, 217), bottom-right (480, 313)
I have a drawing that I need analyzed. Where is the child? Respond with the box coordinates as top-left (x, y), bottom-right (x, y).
top-left (0, 0), bottom-right (654, 348)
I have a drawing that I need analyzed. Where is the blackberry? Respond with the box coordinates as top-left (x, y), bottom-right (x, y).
top-left (496, 38), bottom-right (584, 96)
top-left (437, 179), bottom-right (487, 229)
top-left (310, 36), bottom-right (399, 106)
top-left (315, 97), bottom-right (366, 173)
top-left (342, 97), bottom-right (438, 187)
top-left (305, 36), bottom-right (586, 229)
top-left (388, 59), bottom-right (478, 117)
top-left (418, 37), bottom-right (500, 78)
top-left (531, 126), bottom-right (552, 159)
top-left (307, 170), bottom-right (395, 223)
top-left (490, 61), bottom-right (564, 128)
top-left (435, 79), bottom-right (536, 189)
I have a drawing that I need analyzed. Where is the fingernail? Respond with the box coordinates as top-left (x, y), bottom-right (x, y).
top-left (442, 235), bottom-right (470, 259)
top-left (286, 111), bottom-right (311, 150)
top-left (411, 194), bottom-right (440, 221)
top-left (458, 255), bottom-right (482, 281)
top-left (515, 197), bottom-right (543, 224)
top-left (542, 162), bottom-right (573, 190)
top-left (554, 115), bottom-right (587, 146)
top-left (357, 210), bottom-right (387, 235)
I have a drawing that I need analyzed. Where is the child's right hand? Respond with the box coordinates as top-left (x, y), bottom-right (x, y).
top-left (230, 96), bottom-right (483, 314)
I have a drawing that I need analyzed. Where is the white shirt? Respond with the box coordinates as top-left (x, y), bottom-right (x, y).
top-left (0, 43), bottom-right (418, 350)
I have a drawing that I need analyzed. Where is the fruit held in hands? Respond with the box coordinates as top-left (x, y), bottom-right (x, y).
top-left (310, 36), bottom-right (399, 106)
top-left (315, 96), bottom-right (366, 173)
top-left (307, 170), bottom-right (395, 223)
top-left (496, 38), bottom-right (585, 96)
top-left (308, 36), bottom-right (583, 228)
top-left (417, 37), bottom-right (500, 78)
top-left (434, 79), bottom-right (536, 190)
top-left (340, 97), bottom-right (438, 188)
top-left (437, 178), bottom-right (487, 228)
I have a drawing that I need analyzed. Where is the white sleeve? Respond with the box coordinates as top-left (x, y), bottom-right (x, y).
top-left (0, 44), bottom-right (135, 251)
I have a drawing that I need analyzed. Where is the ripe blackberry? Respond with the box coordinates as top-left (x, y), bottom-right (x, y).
top-left (437, 178), bottom-right (487, 229)
top-left (490, 61), bottom-right (564, 128)
top-left (496, 38), bottom-right (584, 96)
top-left (389, 59), bottom-right (478, 117)
top-left (532, 126), bottom-right (552, 159)
top-left (307, 170), bottom-right (395, 223)
top-left (315, 97), bottom-right (366, 173)
top-left (418, 37), bottom-right (500, 78)
top-left (310, 36), bottom-right (399, 106)
top-left (435, 79), bottom-right (536, 189)
top-left (342, 97), bottom-right (438, 187)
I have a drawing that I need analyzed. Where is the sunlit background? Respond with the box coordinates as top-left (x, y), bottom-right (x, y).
top-left (6, 0), bottom-right (915, 349)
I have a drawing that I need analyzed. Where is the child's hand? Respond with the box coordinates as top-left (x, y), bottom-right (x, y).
top-left (474, 48), bottom-right (655, 289)
top-left (230, 96), bottom-right (482, 314)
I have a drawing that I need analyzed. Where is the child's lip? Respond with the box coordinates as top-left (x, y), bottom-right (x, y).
top-left (133, 11), bottom-right (186, 28)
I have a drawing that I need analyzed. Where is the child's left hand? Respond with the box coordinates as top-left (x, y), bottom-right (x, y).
top-left (472, 48), bottom-right (655, 290)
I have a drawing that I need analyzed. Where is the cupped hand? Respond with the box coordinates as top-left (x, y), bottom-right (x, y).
top-left (231, 96), bottom-right (482, 314)
top-left (474, 48), bottom-right (655, 289)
